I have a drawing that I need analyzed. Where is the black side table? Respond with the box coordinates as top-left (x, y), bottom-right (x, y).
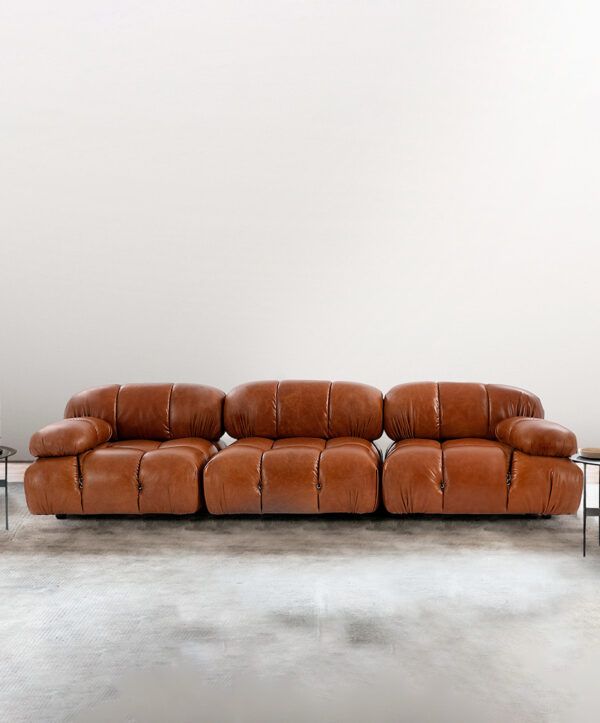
top-left (571, 454), bottom-right (600, 556)
top-left (0, 447), bottom-right (16, 530)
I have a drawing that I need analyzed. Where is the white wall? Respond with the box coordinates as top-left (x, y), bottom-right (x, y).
top-left (2, 1), bottom-right (600, 458)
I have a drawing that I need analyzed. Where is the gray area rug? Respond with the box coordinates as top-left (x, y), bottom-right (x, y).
top-left (1, 465), bottom-right (599, 722)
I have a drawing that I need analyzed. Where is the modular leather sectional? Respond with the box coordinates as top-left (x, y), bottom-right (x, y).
top-left (24, 380), bottom-right (583, 518)
top-left (25, 384), bottom-right (224, 515)
top-left (204, 380), bottom-right (382, 514)
top-left (382, 382), bottom-right (581, 515)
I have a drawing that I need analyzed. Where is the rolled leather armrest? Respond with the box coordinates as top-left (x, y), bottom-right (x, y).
top-left (29, 417), bottom-right (113, 458)
top-left (495, 417), bottom-right (577, 457)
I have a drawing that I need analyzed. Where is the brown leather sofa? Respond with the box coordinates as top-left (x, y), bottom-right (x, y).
top-left (203, 380), bottom-right (382, 514)
top-left (25, 380), bottom-right (582, 519)
top-left (382, 382), bottom-right (582, 515)
top-left (25, 384), bottom-right (224, 515)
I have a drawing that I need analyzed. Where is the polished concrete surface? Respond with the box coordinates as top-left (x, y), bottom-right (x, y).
top-left (1, 463), bottom-right (599, 722)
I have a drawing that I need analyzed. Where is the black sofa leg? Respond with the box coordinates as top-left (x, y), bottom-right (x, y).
top-left (55, 514), bottom-right (67, 519)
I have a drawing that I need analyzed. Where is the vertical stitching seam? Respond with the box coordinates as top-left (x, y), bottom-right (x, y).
top-left (545, 467), bottom-right (554, 515)
top-left (274, 381), bottom-right (280, 439)
top-left (76, 454), bottom-right (84, 512)
top-left (167, 383), bottom-right (174, 439)
top-left (326, 382), bottom-right (333, 439)
top-left (258, 447), bottom-right (269, 513)
top-left (373, 443), bottom-right (380, 512)
top-left (436, 382), bottom-right (441, 441)
top-left (485, 384), bottom-right (491, 439)
top-left (315, 448), bottom-right (323, 512)
top-left (135, 450), bottom-right (147, 513)
top-left (114, 385), bottom-right (121, 440)
top-left (506, 447), bottom-right (514, 511)
top-left (441, 441), bottom-right (445, 511)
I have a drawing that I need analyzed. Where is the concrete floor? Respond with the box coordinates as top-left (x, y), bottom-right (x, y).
top-left (1, 463), bottom-right (600, 722)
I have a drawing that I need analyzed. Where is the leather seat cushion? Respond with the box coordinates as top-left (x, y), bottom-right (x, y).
top-left (384, 382), bottom-right (544, 441)
top-left (204, 437), bottom-right (380, 514)
top-left (382, 437), bottom-right (582, 515)
top-left (76, 438), bottom-right (218, 515)
top-left (383, 438), bottom-right (512, 514)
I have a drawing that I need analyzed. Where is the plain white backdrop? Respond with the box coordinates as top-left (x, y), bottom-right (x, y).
top-left (2, 1), bottom-right (600, 457)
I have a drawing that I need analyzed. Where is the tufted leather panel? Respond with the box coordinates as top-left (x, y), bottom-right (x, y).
top-left (384, 382), bottom-right (544, 441)
top-left (441, 439), bottom-right (511, 513)
top-left (116, 384), bottom-right (172, 440)
top-left (383, 439), bottom-right (512, 514)
top-left (203, 442), bottom-right (265, 513)
top-left (382, 439), bottom-right (442, 514)
top-left (508, 452), bottom-right (582, 514)
top-left (169, 384), bottom-right (224, 440)
top-left (277, 381), bottom-right (330, 438)
top-left (137, 443), bottom-right (213, 514)
top-left (383, 382), bottom-right (439, 441)
top-left (64, 383), bottom-right (224, 441)
top-left (80, 447), bottom-right (143, 514)
top-left (329, 382), bottom-right (383, 439)
top-left (262, 446), bottom-right (320, 513)
top-left (204, 437), bottom-right (380, 514)
top-left (224, 380), bottom-right (383, 440)
top-left (24, 456), bottom-right (82, 515)
top-left (439, 383), bottom-right (489, 439)
top-left (224, 381), bottom-right (278, 439)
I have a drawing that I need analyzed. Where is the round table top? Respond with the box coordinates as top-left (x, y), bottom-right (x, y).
top-left (0, 446), bottom-right (17, 460)
top-left (571, 453), bottom-right (600, 465)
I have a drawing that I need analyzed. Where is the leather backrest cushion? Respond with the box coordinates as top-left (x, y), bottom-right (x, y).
top-left (169, 383), bottom-right (224, 440)
top-left (383, 382), bottom-right (440, 440)
top-left (439, 382), bottom-right (488, 438)
top-left (224, 380), bottom-right (383, 440)
top-left (384, 382), bottom-right (544, 441)
top-left (117, 383), bottom-right (172, 439)
top-left (65, 383), bottom-right (224, 440)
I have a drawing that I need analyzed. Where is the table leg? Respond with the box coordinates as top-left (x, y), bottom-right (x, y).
top-left (4, 457), bottom-right (7, 531)
top-left (583, 463), bottom-right (587, 557)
